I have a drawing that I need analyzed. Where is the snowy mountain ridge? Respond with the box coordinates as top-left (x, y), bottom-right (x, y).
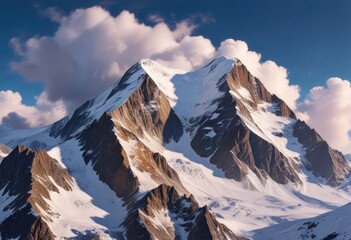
top-left (0, 57), bottom-right (351, 240)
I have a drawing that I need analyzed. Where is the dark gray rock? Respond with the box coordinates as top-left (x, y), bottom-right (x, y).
top-left (293, 120), bottom-right (350, 186)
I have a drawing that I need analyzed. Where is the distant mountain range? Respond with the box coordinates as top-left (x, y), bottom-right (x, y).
top-left (0, 57), bottom-right (350, 240)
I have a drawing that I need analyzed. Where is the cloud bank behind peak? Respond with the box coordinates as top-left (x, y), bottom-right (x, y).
top-left (4, 6), bottom-right (351, 154)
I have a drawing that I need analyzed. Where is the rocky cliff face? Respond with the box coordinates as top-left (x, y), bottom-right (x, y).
top-left (293, 120), bottom-right (350, 186)
top-left (190, 61), bottom-right (301, 186)
top-left (78, 110), bottom-right (188, 200)
top-left (0, 146), bottom-right (73, 239)
top-left (123, 184), bottom-right (245, 240)
top-left (0, 57), bottom-right (350, 239)
top-left (109, 75), bottom-right (183, 144)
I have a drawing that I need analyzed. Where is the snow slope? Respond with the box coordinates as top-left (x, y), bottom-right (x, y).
top-left (142, 57), bottom-right (236, 122)
top-left (140, 127), bottom-right (351, 236)
top-left (44, 141), bottom-right (127, 239)
top-left (253, 202), bottom-right (351, 240)
top-left (1, 57), bottom-right (350, 239)
top-left (125, 57), bottom-right (351, 236)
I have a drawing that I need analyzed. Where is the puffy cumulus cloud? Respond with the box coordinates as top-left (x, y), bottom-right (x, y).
top-left (298, 77), bottom-right (351, 154)
top-left (0, 90), bottom-right (66, 129)
top-left (6, 6), bottom-right (351, 156)
top-left (217, 39), bottom-right (300, 109)
top-left (153, 35), bottom-right (215, 70)
top-left (172, 20), bottom-right (197, 41)
top-left (10, 6), bottom-right (300, 126)
top-left (12, 7), bottom-right (214, 112)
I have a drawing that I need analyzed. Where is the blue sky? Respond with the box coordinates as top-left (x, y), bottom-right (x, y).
top-left (0, 0), bottom-right (350, 153)
top-left (1, 0), bottom-right (350, 104)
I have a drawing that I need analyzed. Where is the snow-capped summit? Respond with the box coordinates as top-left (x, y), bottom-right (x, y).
top-left (0, 57), bottom-right (350, 239)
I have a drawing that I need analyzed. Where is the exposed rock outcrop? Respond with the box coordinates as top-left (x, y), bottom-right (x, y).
top-left (191, 60), bottom-right (301, 186)
top-left (227, 60), bottom-right (296, 119)
top-left (0, 146), bottom-right (72, 239)
top-left (1, 57), bottom-right (349, 239)
top-left (78, 112), bottom-right (140, 201)
top-left (110, 74), bottom-right (183, 144)
top-left (124, 184), bottom-right (245, 240)
top-left (115, 125), bottom-right (188, 195)
top-left (78, 111), bottom-right (187, 201)
top-left (293, 120), bottom-right (350, 186)
top-left (0, 144), bottom-right (11, 154)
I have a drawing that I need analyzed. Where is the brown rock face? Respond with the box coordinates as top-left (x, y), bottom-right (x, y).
top-left (188, 205), bottom-right (243, 240)
top-left (49, 63), bottom-right (143, 141)
top-left (227, 61), bottom-right (296, 119)
top-left (27, 217), bottom-right (55, 240)
top-left (78, 112), bottom-right (140, 200)
top-left (0, 146), bottom-right (72, 239)
top-left (249, 132), bottom-right (301, 184)
top-left (3, 57), bottom-right (349, 239)
top-left (123, 184), bottom-right (245, 240)
top-left (116, 125), bottom-right (189, 195)
top-left (110, 74), bottom-right (183, 144)
top-left (78, 111), bottom-right (187, 202)
top-left (0, 143), bottom-right (11, 162)
top-left (293, 120), bottom-right (350, 186)
top-left (208, 119), bottom-right (301, 185)
top-left (191, 61), bottom-right (301, 185)
top-left (0, 144), bottom-right (11, 154)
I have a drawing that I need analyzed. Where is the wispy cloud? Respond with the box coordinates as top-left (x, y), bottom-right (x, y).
top-left (33, 3), bottom-right (63, 23)
top-left (148, 14), bottom-right (164, 24)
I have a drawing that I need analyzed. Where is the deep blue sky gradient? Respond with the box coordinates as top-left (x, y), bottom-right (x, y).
top-left (1, 0), bottom-right (350, 105)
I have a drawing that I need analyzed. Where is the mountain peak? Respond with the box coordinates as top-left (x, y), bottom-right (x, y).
top-left (138, 56), bottom-right (237, 72)
top-left (1, 57), bottom-right (351, 239)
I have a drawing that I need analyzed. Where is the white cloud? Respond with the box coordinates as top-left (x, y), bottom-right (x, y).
top-left (10, 6), bottom-right (302, 129)
top-left (0, 91), bottom-right (66, 128)
top-left (298, 77), bottom-right (351, 154)
top-left (11, 7), bottom-right (214, 112)
top-left (8, 6), bottom-right (351, 154)
top-left (153, 35), bottom-right (215, 70)
top-left (172, 20), bottom-right (197, 41)
top-left (12, 6), bottom-right (299, 113)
